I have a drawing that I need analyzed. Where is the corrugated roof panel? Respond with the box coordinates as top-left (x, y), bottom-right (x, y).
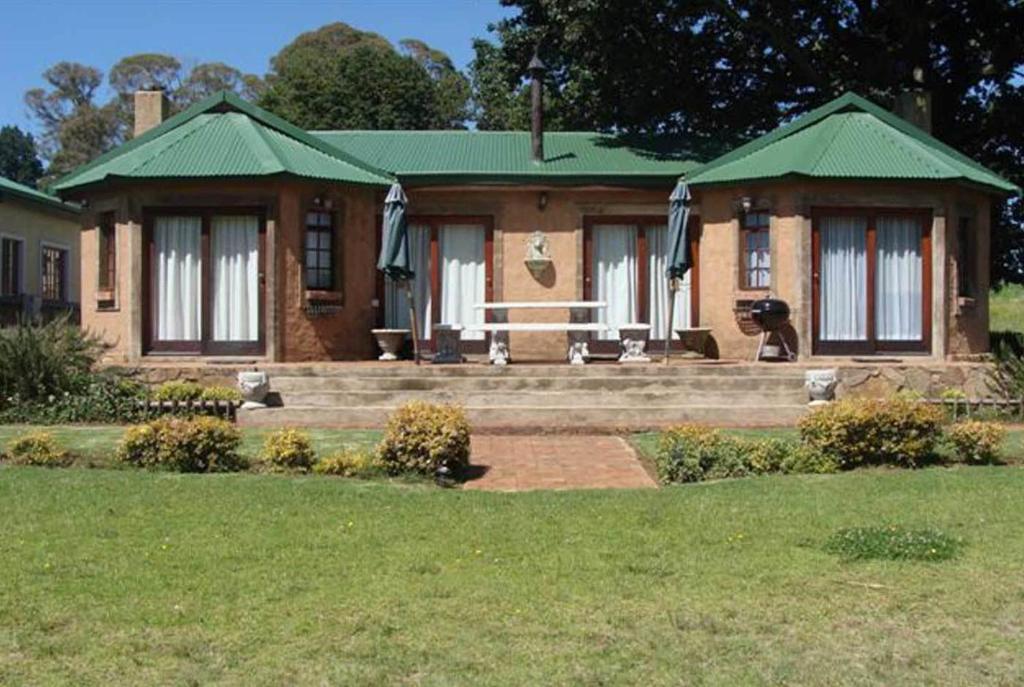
top-left (0, 175), bottom-right (79, 213)
top-left (312, 130), bottom-right (701, 180)
top-left (688, 93), bottom-right (1018, 194)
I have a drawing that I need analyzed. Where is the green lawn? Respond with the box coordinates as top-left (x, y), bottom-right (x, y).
top-left (990, 284), bottom-right (1024, 334)
top-left (0, 425), bottom-right (380, 464)
top-left (2, 465), bottom-right (1024, 685)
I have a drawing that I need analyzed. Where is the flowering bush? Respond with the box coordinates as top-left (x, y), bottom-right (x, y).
top-left (798, 397), bottom-right (944, 468)
top-left (152, 381), bottom-right (241, 403)
top-left (260, 429), bottom-right (316, 472)
top-left (2, 431), bottom-right (72, 467)
top-left (377, 402), bottom-right (470, 475)
top-left (118, 416), bottom-right (245, 472)
top-left (313, 448), bottom-right (380, 477)
top-left (946, 420), bottom-right (1006, 464)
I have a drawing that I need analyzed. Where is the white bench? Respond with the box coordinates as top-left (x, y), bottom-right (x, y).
top-left (466, 301), bottom-right (608, 365)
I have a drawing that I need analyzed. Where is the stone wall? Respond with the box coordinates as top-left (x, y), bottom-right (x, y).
top-left (834, 362), bottom-right (994, 400)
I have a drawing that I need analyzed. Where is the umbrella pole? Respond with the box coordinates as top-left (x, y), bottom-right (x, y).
top-left (406, 282), bottom-right (421, 366)
top-left (664, 278), bottom-right (676, 365)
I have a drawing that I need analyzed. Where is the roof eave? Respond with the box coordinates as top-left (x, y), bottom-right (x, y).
top-left (0, 186), bottom-right (81, 215)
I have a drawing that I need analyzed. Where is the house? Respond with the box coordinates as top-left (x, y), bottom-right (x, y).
top-left (52, 87), bottom-right (1018, 365)
top-left (0, 175), bottom-right (81, 325)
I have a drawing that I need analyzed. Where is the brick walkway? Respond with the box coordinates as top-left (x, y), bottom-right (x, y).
top-left (464, 435), bottom-right (657, 491)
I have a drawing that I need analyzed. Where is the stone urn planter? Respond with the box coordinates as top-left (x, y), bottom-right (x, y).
top-left (805, 369), bottom-right (838, 406)
top-left (618, 323), bottom-right (652, 363)
top-left (237, 370), bottom-right (270, 409)
top-left (371, 328), bottom-right (409, 361)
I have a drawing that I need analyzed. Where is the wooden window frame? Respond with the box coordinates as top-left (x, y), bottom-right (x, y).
top-left (739, 210), bottom-right (771, 291)
top-left (582, 215), bottom-right (701, 354)
top-left (97, 212), bottom-right (117, 305)
top-left (143, 207), bottom-right (267, 356)
top-left (40, 242), bottom-right (69, 304)
top-left (0, 234), bottom-right (25, 298)
top-left (304, 209), bottom-right (337, 293)
top-left (811, 207), bottom-right (932, 356)
top-left (374, 215), bottom-right (494, 354)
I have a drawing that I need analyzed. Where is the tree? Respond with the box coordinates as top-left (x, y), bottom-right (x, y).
top-left (475, 0), bottom-right (1024, 281)
top-left (259, 22), bottom-right (470, 130)
top-left (24, 62), bottom-right (120, 180)
top-left (0, 126), bottom-right (44, 187)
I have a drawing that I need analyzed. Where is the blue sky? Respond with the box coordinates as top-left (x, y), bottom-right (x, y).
top-left (0, 0), bottom-right (517, 134)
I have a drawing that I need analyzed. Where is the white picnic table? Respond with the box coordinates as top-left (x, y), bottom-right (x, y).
top-left (462, 300), bottom-right (608, 365)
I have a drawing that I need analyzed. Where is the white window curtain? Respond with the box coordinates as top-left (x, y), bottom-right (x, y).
top-left (439, 225), bottom-right (486, 341)
top-left (646, 225), bottom-right (690, 339)
top-left (212, 215), bottom-right (260, 342)
top-left (819, 216), bottom-right (868, 341)
top-left (876, 216), bottom-right (923, 341)
top-left (384, 224), bottom-right (432, 339)
top-left (154, 216), bottom-right (202, 341)
top-left (592, 225), bottom-right (638, 340)
top-left (746, 231), bottom-right (770, 288)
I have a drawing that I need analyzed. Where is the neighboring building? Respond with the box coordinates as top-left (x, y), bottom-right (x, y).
top-left (53, 88), bottom-right (1017, 363)
top-left (0, 175), bottom-right (81, 325)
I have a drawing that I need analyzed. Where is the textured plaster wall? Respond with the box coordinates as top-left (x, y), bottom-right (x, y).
top-left (0, 201), bottom-right (80, 303)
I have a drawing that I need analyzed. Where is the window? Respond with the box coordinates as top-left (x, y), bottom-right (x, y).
top-left (741, 211), bottom-right (771, 289)
top-left (1, 237), bottom-right (22, 297)
top-left (98, 212), bottom-right (116, 291)
top-left (957, 216), bottom-right (976, 298)
top-left (41, 245), bottom-right (67, 302)
top-left (304, 210), bottom-right (334, 290)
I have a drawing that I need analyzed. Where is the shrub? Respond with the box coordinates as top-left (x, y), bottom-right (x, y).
top-left (199, 386), bottom-right (241, 402)
top-left (989, 333), bottom-right (1024, 400)
top-left (946, 420), bottom-right (1006, 464)
top-left (824, 525), bottom-right (961, 562)
top-left (655, 425), bottom-right (749, 483)
top-left (798, 397), bottom-right (943, 468)
top-left (0, 315), bottom-right (106, 402)
top-left (314, 448), bottom-right (379, 477)
top-left (0, 374), bottom-right (150, 425)
top-left (377, 402), bottom-right (471, 475)
top-left (117, 416), bottom-right (245, 472)
top-left (152, 381), bottom-right (205, 402)
top-left (260, 429), bottom-right (316, 472)
top-left (744, 438), bottom-right (791, 475)
top-left (780, 445), bottom-right (839, 474)
top-left (2, 431), bottom-right (72, 467)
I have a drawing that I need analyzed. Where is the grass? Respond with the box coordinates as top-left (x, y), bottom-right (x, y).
top-left (991, 283), bottom-right (1024, 334)
top-left (2, 466), bottom-right (1024, 685)
top-left (0, 425), bottom-right (380, 464)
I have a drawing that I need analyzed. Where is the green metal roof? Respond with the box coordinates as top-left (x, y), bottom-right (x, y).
top-left (687, 92), bottom-right (1019, 195)
top-left (0, 175), bottom-right (80, 214)
top-left (53, 92), bottom-right (394, 193)
top-left (312, 130), bottom-right (701, 185)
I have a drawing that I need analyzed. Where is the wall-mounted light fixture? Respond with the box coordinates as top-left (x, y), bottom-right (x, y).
top-left (538, 191), bottom-right (548, 211)
top-left (741, 196), bottom-right (753, 212)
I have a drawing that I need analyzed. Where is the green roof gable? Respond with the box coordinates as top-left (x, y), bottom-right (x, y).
top-left (687, 92), bottom-right (1019, 195)
top-left (53, 92), bottom-right (394, 193)
top-left (0, 175), bottom-right (79, 214)
top-left (313, 130), bottom-right (702, 185)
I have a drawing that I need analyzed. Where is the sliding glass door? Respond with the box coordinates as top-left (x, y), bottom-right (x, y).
top-left (147, 210), bottom-right (264, 355)
top-left (380, 216), bottom-right (493, 352)
top-left (813, 210), bottom-right (930, 355)
top-left (584, 217), bottom-right (698, 352)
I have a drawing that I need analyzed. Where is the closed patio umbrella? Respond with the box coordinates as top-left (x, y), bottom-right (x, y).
top-left (664, 179), bottom-right (693, 363)
top-left (378, 183), bottom-right (421, 364)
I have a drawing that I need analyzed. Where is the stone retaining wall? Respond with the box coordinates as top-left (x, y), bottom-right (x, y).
top-left (834, 363), bottom-right (995, 400)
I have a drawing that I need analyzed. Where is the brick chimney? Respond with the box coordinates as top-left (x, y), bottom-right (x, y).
top-left (893, 67), bottom-right (932, 133)
top-left (528, 52), bottom-right (546, 163)
top-left (134, 88), bottom-right (170, 137)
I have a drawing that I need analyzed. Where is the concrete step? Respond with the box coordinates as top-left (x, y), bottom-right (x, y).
top-left (275, 388), bottom-right (807, 407)
top-left (268, 374), bottom-right (807, 393)
top-left (259, 363), bottom-right (805, 379)
top-left (238, 404), bottom-right (808, 430)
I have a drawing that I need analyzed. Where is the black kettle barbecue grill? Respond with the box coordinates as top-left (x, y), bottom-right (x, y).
top-left (749, 297), bottom-right (796, 362)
